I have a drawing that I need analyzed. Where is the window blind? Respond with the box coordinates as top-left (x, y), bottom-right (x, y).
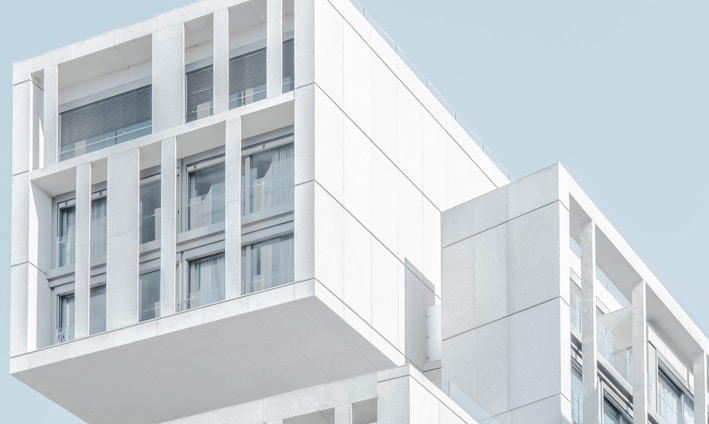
top-left (229, 47), bottom-right (267, 108)
top-left (186, 65), bottom-right (213, 122)
top-left (282, 39), bottom-right (295, 92)
top-left (60, 85), bottom-right (152, 160)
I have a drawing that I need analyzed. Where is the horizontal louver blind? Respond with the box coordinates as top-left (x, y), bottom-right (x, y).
top-left (229, 47), bottom-right (267, 97)
top-left (60, 85), bottom-right (152, 149)
top-left (283, 39), bottom-right (294, 84)
top-left (186, 65), bottom-right (213, 122)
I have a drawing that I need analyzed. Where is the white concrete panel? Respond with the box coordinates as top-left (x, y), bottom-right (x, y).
top-left (313, 0), bottom-right (344, 106)
top-left (29, 183), bottom-right (52, 274)
top-left (294, 84), bottom-right (315, 185)
top-left (473, 224), bottom-right (508, 328)
top-left (31, 80), bottom-right (43, 170)
top-left (343, 23), bottom-right (371, 136)
top-left (263, 387), bottom-right (319, 422)
top-left (371, 239), bottom-right (400, 349)
top-left (10, 264), bottom-right (29, 356)
top-left (410, 377), bottom-right (440, 424)
top-left (473, 319), bottom-right (509, 417)
top-left (31, 265), bottom-right (51, 350)
top-left (152, 24), bottom-right (185, 132)
top-left (343, 213), bottom-right (372, 323)
top-left (107, 149), bottom-right (140, 330)
top-left (422, 200), bottom-right (441, 291)
top-left (441, 331), bottom-right (475, 402)
top-left (441, 198), bottom-right (476, 249)
top-left (161, 138), bottom-right (177, 317)
top-left (11, 173), bottom-right (29, 267)
top-left (422, 113), bottom-right (447, 211)
top-left (507, 203), bottom-right (562, 315)
top-left (397, 174), bottom-right (423, 268)
top-left (343, 119), bottom-right (371, 229)
top-left (508, 299), bottom-right (562, 411)
top-left (378, 376), bottom-right (410, 424)
top-left (267, 0), bottom-right (283, 97)
top-left (509, 394), bottom-right (565, 424)
top-left (12, 82), bottom-right (31, 175)
top-left (473, 186), bottom-right (508, 236)
top-left (369, 55), bottom-right (397, 164)
top-left (43, 65), bottom-right (58, 167)
top-left (314, 186), bottom-right (344, 298)
top-left (397, 83), bottom-right (423, 190)
top-left (445, 136), bottom-right (479, 209)
top-left (225, 118), bottom-right (242, 299)
top-left (507, 164), bottom-right (562, 220)
top-left (405, 268), bottom-right (435, 370)
top-left (370, 145), bottom-right (398, 254)
top-left (441, 237), bottom-right (475, 340)
top-left (294, 0), bottom-right (314, 88)
top-left (213, 9), bottom-right (230, 115)
top-left (440, 405), bottom-right (467, 424)
top-left (75, 164), bottom-right (92, 339)
top-left (313, 87), bottom-right (344, 202)
top-left (294, 182), bottom-right (315, 282)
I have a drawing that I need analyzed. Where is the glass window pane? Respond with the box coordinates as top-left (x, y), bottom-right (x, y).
top-left (187, 254), bottom-right (225, 309)
top-left (91, 197), bottom-right (107, 262)
top-left (243, 234), bottom-right (294, 295)
top-left (57, 293), bottom-right (75, 343)
top-left (243, 144), bottom-right (294, 217)
top-left (187, 163), bottom-right (225, 230)
top-left (140, 271), bottom-right (161, 321)
top-left (58, 205), bottom-right (76, 267)
top-left (89, 285), bottom-right (106, 335)
top-left (571, 368), bottom-right (583, 424)
top-left (140, 180), bottom-right (161, 243)
top-left (658, 372), bottom-right (680, 424)
top-left (682, 394), bottom-right (694, 424)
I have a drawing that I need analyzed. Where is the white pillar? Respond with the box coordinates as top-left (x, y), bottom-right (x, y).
top-left (152, 24), bottom-right (185, 132)
top-left (335, 404), bottom-right (353, 424)
top-left (43, 65), bottom-right (58, 166)
top-left (12, 81), bottom-right (31, 175)
top-left (225, 118), bottom-right (242, 299)
top-left (632, 281), bottom-right (648, 424)
top-left (74, 163), bottom-right (92, 339)
top-left (213, 9), bottom-right (229, 115)
top-left (695, 354), bottom-right (707, 424)
top-left (106, 149), bottom-right (140, 330)
top-left (267, 0), bottom-right (283, 97)
top-left (293, 0), bottom-right (314, 89)
top-left (161, 138), bottom-right (177, 316)
top-left (581, 220), bottom-right (599, 424)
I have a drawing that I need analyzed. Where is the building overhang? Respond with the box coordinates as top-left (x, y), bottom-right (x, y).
top-left (11, 280), bottom-right (397, 424)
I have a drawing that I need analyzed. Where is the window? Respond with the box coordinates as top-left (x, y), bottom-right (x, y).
top-left (140, 177), bottom-right (161, 244)
top-left (89, 285), bottom-right (106, 335)
top-left (185, 157), bottom-right (225, 231)
top-left (139, 271), bottom-right (161, 321)
top-left (229, 47), bottom-right (267, 108)
top-left (282, 38), bottom-right (294, 93)
top-left (56, 292), bottom-right (75, 343)
top-left (186, 65), bottom-right (213, 122)
top-left (241, 139), bottom-right (294, 220)
top-left (570, 280), bottom-right (581, 333)
top-left (242, 234), bottom-right (294, 295)
top-left (57, 200), bottom-right (76, 268)
top-left (603, 400), bottom-right (631, 424)
top-left (59, 85), bottom-right (152, 160)
top-left (91, 193), bottom-right (107, 262)
top-left (180, 254), bottom-right (225, 311)
top-left (658, 370), bottom-right (694, 424)
top-left (572, 366), bottom-right (583, 424)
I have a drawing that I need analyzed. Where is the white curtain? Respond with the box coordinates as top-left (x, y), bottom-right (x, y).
top-left (190, 255), bottom-right (225, 308)
top-left (252, 235), bottom-right (294, 290)
top-left (268, 144), bottom-right (294, 209)
top-left (58, 206), bottom-right (76, 267)
top-left (58, 294), bottom-right (75, 343)
top-left (91, 197), bottom-right (107, 261)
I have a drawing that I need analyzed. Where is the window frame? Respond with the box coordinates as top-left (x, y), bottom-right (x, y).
top-left (176, 240), bottom-right (225, 312)
top-left (139, 167), bottom-right (162, 251)
top-left (185, 58), bottom-right (215, 123)
top-left (178, 147), bottom-right (226, 237)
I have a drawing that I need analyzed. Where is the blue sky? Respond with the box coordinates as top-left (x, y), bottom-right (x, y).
top-left (1, 1), bottom-right (707, 422)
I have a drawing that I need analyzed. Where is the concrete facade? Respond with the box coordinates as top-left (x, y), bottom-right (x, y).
top-left (9, 0), bottom-right (708, 423)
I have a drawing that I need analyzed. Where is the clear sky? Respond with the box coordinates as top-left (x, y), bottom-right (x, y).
top-left (2, 0), bottom-right (708, 422)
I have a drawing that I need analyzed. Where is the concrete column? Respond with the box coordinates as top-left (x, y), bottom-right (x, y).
top-left (335, 404), bottom-right (353, 424)
top-left (267, 0), bottom-right (283, 97)
top-left (213, 9), bottom-right (229, 115)
top-left (225, 118), bottom-right (242, 299)
top-left (632, 281), bottom-right (648, 424)
top-left (74, 164), bottom-right (92, 339)
top-left (9, 265), bottom-right (28, 356)
top-left (106, 149), bottom-right (140, 330)
top-left (43, 65), bottom-right (58, 166)
top-left (695, 354), bottom-right (707, 424)
top-left (152, 24), bottom-right (185, 132)
top-left (581, 220), bottom-right (599, 424)
top-left (12, 81), bottom-right (31, 175)
top-left (160, 138), bottom-right (177, 316)
top-left (293, 0), bottom-right (314, 88)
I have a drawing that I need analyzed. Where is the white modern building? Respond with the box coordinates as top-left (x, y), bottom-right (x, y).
top-left (9, 0), bottom-right (708, 423)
